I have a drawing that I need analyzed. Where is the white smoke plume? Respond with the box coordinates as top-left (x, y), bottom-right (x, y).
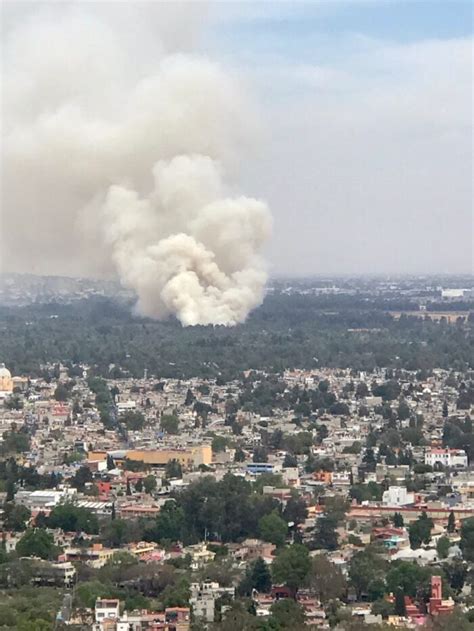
top-left (102, 155), bottom-right (270, 325)
top-left (1, 4), bottom-right (271, 325)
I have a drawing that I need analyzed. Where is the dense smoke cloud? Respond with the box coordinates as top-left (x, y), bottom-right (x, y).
top-left (1, 4), bottom-right (271, 325)
top-left (102, 155), bottom-right (270, 325)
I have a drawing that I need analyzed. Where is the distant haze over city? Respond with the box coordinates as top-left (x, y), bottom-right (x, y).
top-left (0, 272), bottom-right (472, 309)
top-left (1, 2), bottom-right (472, 324)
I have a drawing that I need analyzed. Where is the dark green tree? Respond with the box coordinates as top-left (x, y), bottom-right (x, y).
top-left (184, 389), bottom-right (195, 406)
top-left (282, 494), bottom-right (308, 526)
top-left (270, 598), bottom-right (305, 628)
top-left (234, 447), bottom-right (246, 462)
top-left (394, 588), bottom-right (407, 616)
top-left (349, 548), bottom-right (387, 600)
top-left (5, 478), bottom-right (15, 502)
top-left (356, 382), bottom-right (370, 398)
top-left (447, 510), bottom-right (456, 533)
top-left (312, 515), bottom-right (338, 551)
top-left (271, 544), bottom-right (310, 593)
top-left (252, 447), bottom-right (268, 463)
top-left (259, 511), bottom-right (287, 547)
top-left (282, 453), bottom-right (298, 468)
top-left (3, 503), bottom-right (31, 531)
top-left (16, 529), bottom-right (56, 560)
top-left (308, 554), bottom-right (347, 604)
top-left (251, 557), bottom-right (272, 593)
top-left (71, 465), bottom-right (93, 491)
top-left (101, 519), bottom-right (129, 547)
top-left (362, 447), bottom-right (377, 471)
top-left (437, 536), bottom-right (450, 559)
top-left (144, 475), bottom-right (157, 494)
top-left (444, 558), bottom-right (467, 592)
top-left (122, 411), bottom-right (146, 431)
top-left (48, 503), bottom-right (99, 534)
top-left (54, 383), bottom-right (69, 401)
top-left (371, 599), bottom-right (395, 619)
top-left (165, 459), bottom-right (183, 479)
top-left (409, 511), bottom-right (433, 549)
top-left (153, 501), bottom-right (185, 542)
top-left (397, 400), bottom-right (411, 421)
top-left (212, 436), bottom-right (229, 453)
top-left (211, 601), bottom-right (260, 630)
top-left (35, 511), bottom-right (48, 528)
top-left (237, 557), bottom-right (272, 596)
top-left (161, 413), bottom-right (180, 434)
top-left (386, 561), bottom-right (431, 598)
top-left (460, 517), bottom-right (474, 562)
top-left (393, 512), bottom-right (404, 528)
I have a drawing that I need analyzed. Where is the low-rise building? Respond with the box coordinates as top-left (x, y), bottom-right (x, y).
top-left (425, 448), bottom-right (468, 469)
top-left (189, 582), bottom-right (235, 623)
top-left (31, 560), bottom-right (76, 587)
top-left (94, 598), bottom-right (120, 624)
top-left (382, 486), bottom-right (415, 507)
top-left (64, 543), bottom-right (116, 568)
top-left (15, 488), bottom-right (74, 509)
top-left (125, 446), bottom-right (212, 468)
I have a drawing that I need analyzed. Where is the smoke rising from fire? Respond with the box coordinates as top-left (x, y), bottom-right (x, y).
top-left (1, 5), bottom-right (271, 325)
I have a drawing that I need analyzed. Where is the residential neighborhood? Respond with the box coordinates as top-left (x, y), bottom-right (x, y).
top-left (0, 359), bottom-right (473, 629)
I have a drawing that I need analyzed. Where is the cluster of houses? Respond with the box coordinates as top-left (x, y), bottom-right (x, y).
top-left (0, 362), bottom-right (473, 628)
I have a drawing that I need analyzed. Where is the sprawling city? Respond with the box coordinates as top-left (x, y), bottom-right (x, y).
top-left (0, 276), bottom-right (472, 630)
top-left (1, 1), bottom-right (472, 630)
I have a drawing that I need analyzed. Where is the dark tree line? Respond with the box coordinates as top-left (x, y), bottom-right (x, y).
top-left (0, 294), bottom-right (471, 379)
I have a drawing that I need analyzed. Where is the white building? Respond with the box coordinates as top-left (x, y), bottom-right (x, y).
top-left (382, 486), bottom-right (415, 507)
top-left (0, 364), bottom-right (13, 400)
top-left (332, 471), bottom-right (352, 488)
top-left (441, 288), bottom-right (472, 300)
top-left (190, 582), bottom-right (234, 623)
top-left (94, 598), bottom-right (120, 624)
top-left (282, 467), bottom-right (300, 488)
top-left (15, 488), bottom-right (74, 509)
top-left (425, 448), bottom-right (468, 469)
top-left (117, 400), bottom-right (137, 413)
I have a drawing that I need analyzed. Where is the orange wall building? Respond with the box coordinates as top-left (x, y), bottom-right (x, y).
top-left (126, 446), bottom-right (212, 468)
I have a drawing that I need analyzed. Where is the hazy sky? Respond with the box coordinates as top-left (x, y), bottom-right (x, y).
top-left (2, 1), bottom-right (473, 277)
top-left (204, 1), bottom-right (473, 276)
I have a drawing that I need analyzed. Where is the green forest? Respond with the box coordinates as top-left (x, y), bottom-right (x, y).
top-left (0, 293), bottom-right (472, 379)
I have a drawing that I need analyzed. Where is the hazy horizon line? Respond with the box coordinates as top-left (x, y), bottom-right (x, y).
top-left (1, 271), bottom-right (473, 281)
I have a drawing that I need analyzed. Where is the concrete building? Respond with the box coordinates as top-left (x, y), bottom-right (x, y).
top-left (65, 543), bottom-right (116, 568)
top-left (95, 598), bottom-right (120, 624)
top-left (382, 486), bottom-right (415, 507)
top-left (428, 576), bottom-right (455, 616)
top-left (116, 400), bottom-right (137, 413)
top-left (0, 364), bottom-right (13, 399)
top-left (441, 288), bottom-right (472, 300)
top-left (125, 446), bottom-right (212, 468)
top-left (190, 582), bottom-right (234, 623)
top-left (332, 471), bottom-right (352, 488)
top-left (15, 488), bottom-right (73, 509)
top-left (31, 560), bottom-right (76, 588)
top-left (425, 448), bottom-right (468, 469)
